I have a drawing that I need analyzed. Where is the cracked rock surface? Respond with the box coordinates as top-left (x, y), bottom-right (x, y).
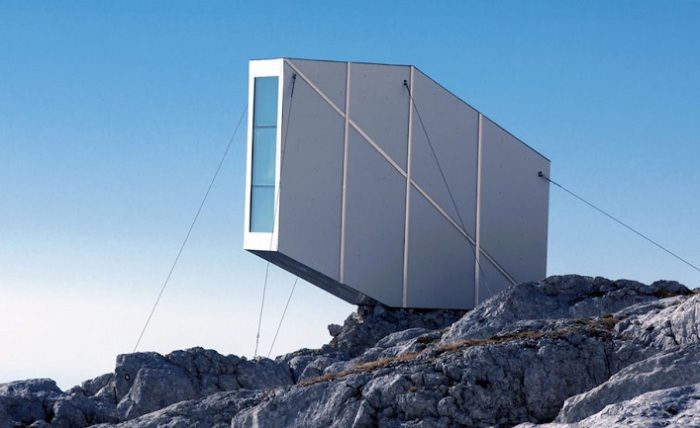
top-left (1, 275), bottom-right (698, 427)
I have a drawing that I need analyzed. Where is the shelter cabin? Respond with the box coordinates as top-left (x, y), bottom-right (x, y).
top-left (243, 58), bottom-right (550, 310)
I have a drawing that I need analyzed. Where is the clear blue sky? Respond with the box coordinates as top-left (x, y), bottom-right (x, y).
top-left (1, 1), bottom-right (699, 388)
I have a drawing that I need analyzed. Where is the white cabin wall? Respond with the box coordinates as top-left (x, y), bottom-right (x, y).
top-left (404, 69), bottom-right (480, 308)
top-left (276, 61), bottom-right (346, 281)
top-left (479, 117), bottom-right (550, 289)
top-left (244, 58), bottom-right (550, 310)
top-left (409, 69), bottom-right (479, 236)
top-left (406, 186), bottom-right (475, 309)
top-left (289, 59), bottom-right (347, 111)
top-left (349, 63), bottom-right (410, 170)
top-left (343, 126), bottom-right (405, 307)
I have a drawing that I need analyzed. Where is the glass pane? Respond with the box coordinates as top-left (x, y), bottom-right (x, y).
top-left (250, 186), bottom-right (275, 233)
top-left (254, 77), bottom-right (279, 127)
top-left (250, 75), bottom-right (278, 234)
top-left (252, 127), bottom-right (276, 186)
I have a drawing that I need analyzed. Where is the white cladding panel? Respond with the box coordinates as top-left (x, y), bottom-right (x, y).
top-left (343, 127), bottom-right (405, 307)
top-left (277, 63), bottom-right (345, 281)
top-left (349, 63), bottom-right (410, 170)
top-left (407, 186), bottom-right (475, 309)
top-left (289, 59), bottom-right (347, 112)
top-left (480, 117), bottom-right (550, 285)
top-left (410, 69), bottom-right (479, 237)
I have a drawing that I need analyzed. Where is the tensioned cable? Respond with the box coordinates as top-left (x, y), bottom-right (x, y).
top-left (133, 106), bottom-right (248, 352)
top-left (253, 73), bottom-right (298, 358)
top-left (404, 82), bottom-right (498, 298)
top-left (267, 276), bottom-right (298, 357)
top-left (540, 172), bottom-right (700, 274)
top-left (254, 262), bottom-right (272, 358)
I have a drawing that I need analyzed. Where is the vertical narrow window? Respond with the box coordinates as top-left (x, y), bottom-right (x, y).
top-left (250, 76), bottom-right (279, 232)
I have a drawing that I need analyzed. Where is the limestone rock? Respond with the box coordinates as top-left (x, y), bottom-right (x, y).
top-left (569, 384), bottom-right (700, 428)
top-left (94, 390), bottom-right (263, 428)
top-left (1, 275), bottom-right (698, 428)
top-left (330, 304), bottom-right (464, 357)
top-left (442, 275), bottom-right (690, 343)
top-left (231, 318), bottom-right (616, 427)
top-left (557, 342), bottom-right (700, 423)
top-left (231, 377), bottom-right (364, 428)
top-left (0, 379), bottom-right (62, 425)
top-left (617, 293), bottom-right (700, 352)
top-left (0, 378), bottom-right (118, 427)
top-left (519, 383), bottom-right (700, 427)
top-left (116, 365), bottom-right (196, 420)
top-left (114, 347), bottom-right (291, 419)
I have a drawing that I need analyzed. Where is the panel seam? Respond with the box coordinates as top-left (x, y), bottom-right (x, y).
top-left (402, 66), bottom-right (414, 308)
top-left (340, 63), bottom-right (351, 283)
top-left (475, 113), bottom-right (483, 305)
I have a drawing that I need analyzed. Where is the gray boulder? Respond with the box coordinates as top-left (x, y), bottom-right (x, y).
top-left (116, 365), bottom-right (196, 420)
top-left (570, 383), bottom-right (700, 428)
top-left (617, 293), bottom-right (700, 351)
top-left (557, 342), bottom-right (700, 422)
top-left (282, 349), bottom-right (326, 382)
top-left (0, 378), bottom-right (117, 427)
top-left (298, 356), bottom-right (339, 381)
top-left (520, 383), bottom-right (700, 428)
top-left (232, 376), bottom-right (366, 428)
top-left (95, 389), bottom-right (263, 428)
top-left (114, 347), bottom-right (292, 419)
top-left (442, 275), bottom-right (690, 343)
top-left (0, 379), bottom-right (62, 425)
top-left (329, 304), bottom-right (464, 357)
top-left (235, 358), bottom-right (292, 389)
top-left (69, 373), bottom-right (113, 398)
top-left (279, 303), bottom-right (463, 386)
top-left (50, 397), bottom-right (89, 428)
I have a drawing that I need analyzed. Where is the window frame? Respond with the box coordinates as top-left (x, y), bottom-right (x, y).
top-left (244, 59), bottom-right (284, 250)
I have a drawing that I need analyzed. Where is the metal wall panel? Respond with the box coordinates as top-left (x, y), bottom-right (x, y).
top-left (479, 117), bottom-right (550, 285)
top-left (276, 63), bottom-right (345, 281)
top-left (349, 63), bottom-right (410, 170)
top-left (410, 69), bottom-right (479, 237)
top-left (288, 59), bottom-right (347, 111)
top-left (407, 186), bottom-right (475, 309)
top-left (343, 127), bottom-right (405, 307)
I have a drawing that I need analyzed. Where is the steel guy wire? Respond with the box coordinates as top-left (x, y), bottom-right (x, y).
top-left (133, 106), bottom-right (247, 352)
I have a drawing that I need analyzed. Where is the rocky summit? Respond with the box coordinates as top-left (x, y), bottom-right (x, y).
top-left (1, 275), bottom-right (698, 428)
